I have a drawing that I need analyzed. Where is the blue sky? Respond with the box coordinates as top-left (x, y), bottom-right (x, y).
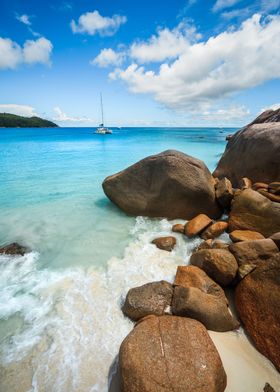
top-left (0, 0), bottom-right (279, 126)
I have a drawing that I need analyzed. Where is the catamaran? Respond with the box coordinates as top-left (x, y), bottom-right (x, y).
top-left (95, 93), bottom-right (112, 134)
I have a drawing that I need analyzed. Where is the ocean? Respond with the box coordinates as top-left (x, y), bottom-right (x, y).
top-left (0, 127), bottom-right (279, 392)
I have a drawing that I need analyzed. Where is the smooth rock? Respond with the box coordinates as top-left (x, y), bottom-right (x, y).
top-left (269, 232), bottom-right (280, 249)
top-left (171, 223), bottom-right (185, 234)
top-left (252, 182), bottom-right (269, 191)
top-left (196, 239), bottom-right (229, 252)
top-left (122, 281), bottom-right (173, 321)
top-left (0, 242), bottom-right (29, 256)
top-left (235, 254), bottom-right (280, 372)
top-left (213, 118), bottom-right (280, 186)
top-left (228, 189), bottom-right (280, 237)
top-left (269, 182), bottom-right (280, 194)
top-left (190, 249), bottom-right (238, 286)
top-left (229, 229), bottom-right (265, 242)
top-left (185, 214), bottom-right (212, 237)
top-left (215, 177), bottom-right (233, 209)
top-left (201, 221), bottom-right (228, 240)
top-left (258, 189), bottom-right (280, 203)
top-left (151, 236), bottom-right (176, 251)
top-left (229, 239), bottom-right (279, 266)
top-left (103, 150), bottom-right (221, 220)
top-left (119, 315), bottom-right (227, 392)
top-left (241, 177), bottom-right (252, 189)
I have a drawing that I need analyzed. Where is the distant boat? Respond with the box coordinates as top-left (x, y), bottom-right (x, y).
top-left (95, 93), bottom-right (112, 134)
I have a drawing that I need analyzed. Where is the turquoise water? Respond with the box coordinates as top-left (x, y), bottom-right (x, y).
top-left (0, 127), bottom-right (232, 269)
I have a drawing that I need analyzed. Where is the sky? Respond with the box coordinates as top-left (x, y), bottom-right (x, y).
top-left (0, 0), bottom-right (279, 127)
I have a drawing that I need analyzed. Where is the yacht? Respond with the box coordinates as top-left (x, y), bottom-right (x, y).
top-left (95, 93), bottom-right (112, 134)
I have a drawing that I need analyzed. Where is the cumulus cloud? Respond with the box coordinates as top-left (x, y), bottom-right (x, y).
top-left (0, 104), bottom-right (39, 117)
top-left (130, 23), bottom-right (201, 63)
top-left (199, 105), bottom-right (250, 122)
top-left (91, 48), bottom-right (125, 68)
top-left (53, 107), bottom-right (94, 123)
top-left (213, 0), bottom-right (242, 12)
top-left (70, 10), bottom-right (127, 36)
top-left (16, 14), bottom-right (32, 26)
top-left (110, 14), bottom-right (280, 114)
top-left (0, 37), bottom-right (53, 70)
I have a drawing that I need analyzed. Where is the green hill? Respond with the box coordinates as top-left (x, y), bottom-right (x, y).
top-left (0, 113), bottom-right (58, 128)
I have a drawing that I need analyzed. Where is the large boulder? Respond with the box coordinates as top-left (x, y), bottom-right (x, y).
top-left (122, 281), bottom-right (173, 321)
top-left (229, 229), bottom-right (265, 242)
top-left (172, 267), bottom-right (239, 332)
top-left (228, 189), bottom-right (280, 237)
top-left (190, 249), bottom-right (238, 286)
top-left (103, 150), bottom-right (221, 220)
top-left (213, 109), bottom-right (280, 186)
top-left (235, 254), bottom-right (280, 372)
top-left (119, 315), bottom-right (227, 392)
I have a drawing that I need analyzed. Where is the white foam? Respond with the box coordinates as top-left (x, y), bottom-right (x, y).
top-left (0, 217), bottom-right (279, 392)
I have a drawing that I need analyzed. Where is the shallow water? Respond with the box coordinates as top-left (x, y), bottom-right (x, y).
top-left (0, 127), bottom-right (279, 392)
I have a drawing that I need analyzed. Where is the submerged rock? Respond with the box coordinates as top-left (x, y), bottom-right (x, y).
top-left (229, 189), bottom-right (280, 237)
top-left (122, 281), bottom-right (173, 321)
top-left (119, 315), bottom-right (227, 392)
top-left (190, 249), bottom-right (238, 286)
top-left (213, 109), bottom-right (280, 186)
top-left (102, 150), bottom-right (221, 220)
top-left (151, 236), bottom-right (176, 251)
top-left (172, 266), bottom-right (239, 332)
top-left (0, 242), bottom-right (29, 256)
top-left (235, 254), bottom-right (280, 372)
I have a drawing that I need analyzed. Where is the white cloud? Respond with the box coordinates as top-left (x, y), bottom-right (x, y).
top-left (110, 14), bottom-right (280, 113)
top-left (0, 104), bottom-right (39, 117)
top-left (261, 0), bottom-right (280, 12)
top-left (91, 48), bottom-right (125, 68)
top-left (23, 37), bottom-right (53, 65)
top-left (199, 105), bottom-right (250, 122)
top-left (130, 23), bottom-right (200, 63)
top-left (16, 14), bottom-right (32, 26)
top-left (261, 103), bottom-right (280, 112)
top-left (0, 37), bottom-right (53, 70)
top-left (53, 107), bottom-right (94, 123)
top-left (70, 10), bottom-right (127, 36)
top-left (213, 0), bottom-right (242, 12)
top-left (0, 38), bottom-right (22, 69)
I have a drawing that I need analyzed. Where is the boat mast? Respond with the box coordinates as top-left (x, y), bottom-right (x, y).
top-left (100, 93), bottom-right (104, 126)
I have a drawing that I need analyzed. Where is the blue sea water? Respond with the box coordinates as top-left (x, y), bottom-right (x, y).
top-left (2, 126), bottom-right (279, 392)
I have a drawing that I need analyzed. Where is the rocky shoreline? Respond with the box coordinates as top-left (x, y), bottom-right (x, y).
top-left (1, 108), bottom-right (279, 392)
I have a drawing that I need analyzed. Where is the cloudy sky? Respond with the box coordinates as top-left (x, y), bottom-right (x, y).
top-left (0, 0), bottom-right (279, 126)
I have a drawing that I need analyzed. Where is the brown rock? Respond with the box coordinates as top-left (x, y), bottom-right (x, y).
top-left (229, 239), bottom-right (279, 266)
top-left (252, 182), bottom-right (269, 191)
top-left (172, 266), bottom-right (239, 331)
top-left (268, 182), bottom-right (280, 193)
top-left (263, 383), bottom-right (276, 392)
top-left (213, 119), bottom-right (280, 187)
top-left (215, 177), bottom-right (233, 209)
top-left (241, 177), bottom-right (252, 189)
top-left (201, 221), bottom-right (228, 240)
top-left (235, 254), bottom-right (280, 372)
top-left (229, 230), bottom-right (265, 242)
top-left (196, 239), bottom-right (213, 251)
top-left (258, 189), bottom-right (280, 203)
top-left (196, 239), bottom-right (229, 251)
top-left (119, 315), bottom-right (227, 392)
top-left (228, 189), bottom-right (280, 237)
top-left (171, 223), bottom-right (185, 234)
top-left (103, 150), bottom-right (221, 220)
top-left (190, 249), bottom-right (238, 286)
top-left (122, 281), bottom-right (173, 321)
top-left (151, 236), bottom-right (176, 251)
top-left (269, 232), bottom-right (280, 249)
top-left (0, 242), bottom-right (29, 256)
top-left (185, 214), bottom-right (212, 237)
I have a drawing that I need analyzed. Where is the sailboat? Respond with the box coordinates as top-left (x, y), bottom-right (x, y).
top-left (95, 93), bottom-right (112, 134)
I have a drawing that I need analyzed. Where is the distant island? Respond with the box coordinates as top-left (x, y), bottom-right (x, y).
top-left (0, 113), bottom-right (58, 128)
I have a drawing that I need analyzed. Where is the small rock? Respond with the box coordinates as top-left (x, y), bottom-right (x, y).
top-left (241, 177), bottom-right (252, 189)
top-left (0, 242), bottom-right (29, 256)
top-left (190, 249), bottom-right (238, 286)
top-left (201, 221), bottom-right (228, 240)
top-left (268, 182), bottom-right (280, 193)
top-left (196, 239), bottom-right (213, 251)
top-left (151, 236), bottom-right (176, 251)
top-left (196, 239), bottom-right (229, 251)
top-left (215, 177), bottom-right (233, 209)
top-left (119, 315), bottom-right (227, 392)
top-left (229, 230), bottom-right (265, 242)
top-left (252, 182), bottom-right (268, 191)
top-left (185, 214), bottom-right (212, 237)
top-left (269, 232), bottom-right (280, 249)
top-left (171, 223), bottom-right (185, 234)
top-left (122, 281), bottom-right (173, 321)
top-left (263, 382), bottom-right (276, 392)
